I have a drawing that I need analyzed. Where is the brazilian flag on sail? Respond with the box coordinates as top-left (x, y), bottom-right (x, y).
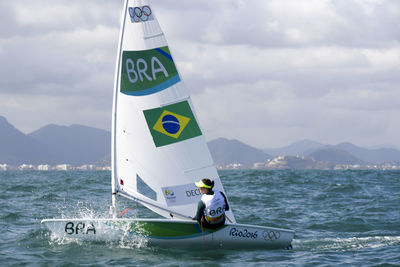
top-left (143, 100), bottom-right (202, 147)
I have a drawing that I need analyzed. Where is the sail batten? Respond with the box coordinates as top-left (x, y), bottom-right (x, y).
top-left (184, 164), bottom-right (216, 174)
top-left (144, 32), bottom-right (164, 39)
top-left (112, 0), bottom-right (236, 223)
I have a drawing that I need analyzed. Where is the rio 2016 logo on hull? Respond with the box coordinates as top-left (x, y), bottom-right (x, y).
top-left (229, 227), bottom-right (258, 239)
top-left (120, 46), bottom-right (180, 96)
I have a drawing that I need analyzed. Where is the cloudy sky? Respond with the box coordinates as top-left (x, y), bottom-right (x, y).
top-left (0, 0), bottom-right (399, 149)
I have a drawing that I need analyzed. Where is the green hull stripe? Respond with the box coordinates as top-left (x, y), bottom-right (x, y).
top-left (108, 221), bottom-right (226, 239)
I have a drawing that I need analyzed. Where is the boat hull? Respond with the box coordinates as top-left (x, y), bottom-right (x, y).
top-left (41, 218), bottom-right (294, 249)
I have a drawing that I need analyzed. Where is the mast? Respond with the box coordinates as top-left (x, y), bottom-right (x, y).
top-left (111, 0), bottom-right (129, 219)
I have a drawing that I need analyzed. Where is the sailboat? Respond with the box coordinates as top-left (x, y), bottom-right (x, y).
top-left (42, 0), bottom-right (294, 249)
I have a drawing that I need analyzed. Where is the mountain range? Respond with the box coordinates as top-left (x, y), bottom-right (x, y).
top-left (0, 116), bottom-right (110, 165)
top-left (1, 116), bottom-right (399, 168)
top-left (262, 139), bottom-right (400, 165)
top-left (208, 138), bottom-right (272, 167)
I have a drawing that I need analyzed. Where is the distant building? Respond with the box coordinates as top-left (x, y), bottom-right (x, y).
top-left (74, 164), bottom-right (95, 170)
top-left (55, 164), bottom-right (71, 171)
top-left (96, 166), bottom-right (112, 171)
top-left (253, 162), bottom-right (266, 169)
top-left (38, 165), bottom-right (50, 171)
top-left (225, 163), bottom-right (244, 169)
top-left (18, 164), bottom-right (35, 170)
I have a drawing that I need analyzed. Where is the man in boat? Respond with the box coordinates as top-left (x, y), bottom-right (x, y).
top-left (192, 178), bottom-right (229, 229)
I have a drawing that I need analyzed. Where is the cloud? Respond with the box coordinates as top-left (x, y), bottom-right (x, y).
top-left (0, 0), bottom-right (399, 149)
top-left (157, 0), bottom-right (400, 48)
top-left (0, 0), bottom-right (119, 135)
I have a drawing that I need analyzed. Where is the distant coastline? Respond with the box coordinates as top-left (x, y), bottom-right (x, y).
top-left (0, 163), bottom-right (110, 171)
top-left (216, 155), bottom-right (400, 171)
top-left (1, 116), bottom-right (400, 171)
top-left (1, 161), bottom-right (399, 171)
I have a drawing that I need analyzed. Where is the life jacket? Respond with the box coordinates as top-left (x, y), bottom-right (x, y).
top-left (201, 190), bottom-right (226, 224)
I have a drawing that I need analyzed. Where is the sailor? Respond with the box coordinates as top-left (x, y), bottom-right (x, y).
top-left (192, 178), bottom-right (230, 229)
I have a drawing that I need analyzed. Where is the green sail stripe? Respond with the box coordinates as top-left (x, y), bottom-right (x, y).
top-left (158, 46), bottom-right (171, 55)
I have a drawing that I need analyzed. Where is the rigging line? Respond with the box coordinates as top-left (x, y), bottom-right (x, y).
top-left (122, 144), bottom-right (202, 221)
top-left (118, 191), bottom-right (192, 220)
top-left (184, 164), bottom-right (216, 174)
top-left (201, 218), bottom-right (206, 249)
top-left (119, 207), bottom-right (130, 217)
top-left (225, 215), bottom-right (233, 224)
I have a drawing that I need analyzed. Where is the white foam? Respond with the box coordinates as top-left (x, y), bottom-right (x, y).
top-left (294, 236), bottom-right (400, 252)
top-left (47, 202), bottom-right (150, 249)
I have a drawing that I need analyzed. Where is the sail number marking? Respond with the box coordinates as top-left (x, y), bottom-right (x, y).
top-left (120, 46), bottom-right (179, 96)
top-left (229, 227), bottom-right (258, 239)
top-left (125, 56), bottom-right (169, 84)
top-left (65, 222), bottom-right (96, 235)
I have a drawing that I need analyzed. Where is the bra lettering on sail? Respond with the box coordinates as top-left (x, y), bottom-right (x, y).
top-left (120, 46), bottom-right (180, 96)
top-left (128, 6), bottom-right (154, 23)
top-left (125, 57), bottom-right (168, 83)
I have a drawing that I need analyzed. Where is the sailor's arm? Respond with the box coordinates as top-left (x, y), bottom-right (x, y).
top-left (220, 192), bottom-right (229, 211)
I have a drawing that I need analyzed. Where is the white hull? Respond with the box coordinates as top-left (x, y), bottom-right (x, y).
top-left (42, 218), bottom-right (294, 249)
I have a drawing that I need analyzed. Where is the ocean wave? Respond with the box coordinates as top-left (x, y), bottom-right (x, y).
top-left (295, 235), bottom-right (400, 252)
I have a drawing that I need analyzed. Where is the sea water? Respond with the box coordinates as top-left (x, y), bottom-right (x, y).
top-left (0, 170), bottom-right (399, 266)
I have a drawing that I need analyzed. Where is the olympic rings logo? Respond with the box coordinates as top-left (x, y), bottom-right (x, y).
top-left (129, 6), bottom-right (153, 23)
top-left (263, 230), bottom-right (280, 241)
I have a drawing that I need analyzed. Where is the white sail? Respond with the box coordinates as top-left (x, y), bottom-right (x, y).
top-left (111, 0), bottom-right (236, 223)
